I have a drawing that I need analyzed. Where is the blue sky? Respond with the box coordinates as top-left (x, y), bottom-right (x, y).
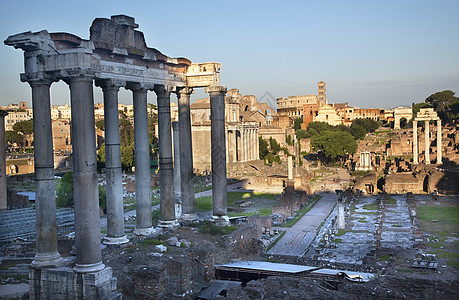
top-left (1, 0), bottom-right (458, 109)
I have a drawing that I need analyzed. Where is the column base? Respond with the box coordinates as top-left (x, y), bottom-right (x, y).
top-left (74, 261), bottom-right (105, 273)
top-left (158, 219), bottom-right (179, 228)
top-left (134, 227), bottom-right (155, 236)
top-left (436, 160), bottom-right (442, 165)
top-left (181, 213), bottom-right (199, 222)
top-left (31, 251), bottom-right (64, 268)
top-left (212, 215), bottom-right (230, 226)
top-left (103, 235), bottom-right (129, 245)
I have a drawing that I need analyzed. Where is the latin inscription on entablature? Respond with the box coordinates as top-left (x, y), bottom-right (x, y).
top-left (97, 61), bottom-right (186, 84)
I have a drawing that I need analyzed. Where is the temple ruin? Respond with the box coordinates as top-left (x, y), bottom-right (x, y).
top-left (4, 15), bottom-right (229, 299)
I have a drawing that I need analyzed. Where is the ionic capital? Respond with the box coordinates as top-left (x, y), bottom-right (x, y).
top-left (154, 84), bottom-right (175, 98)
top-left (205, 85), bottom-right (227, 95)
top-left (95, 79), bottom-right (126, 91)
top-left (20, 72), bottom-right (54, 87)
top-left (125, 82), bottom-right (154, 92)
top-left (176, 87), bottom-right (194, 96)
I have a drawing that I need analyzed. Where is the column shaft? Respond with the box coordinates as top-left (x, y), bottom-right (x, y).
top-left (177, 88), bottom-right (197, 221)
top-left (437, 120), bottom-right (442, 164)
top-left (206, 86), bottom-right (228, 224)
top-left (425, 121), bottom-right (430, 164)
top-left (413, 120), bottom-right (418, 164)
top-left (256, 129), bottom-right (259, 160)
top-left (101, 83), bottom-right (128, 244)
top-left (29, 80), bottom-right (63, 267)
top-left (132, 88), bottom-right (153, 234)
top-left (155, 85), bottom-right (177, 227)
top-left (233, 130), bottom-right (237, 162)
top-left (69, 75), bottom-right (104, 273)
top-left (0, 111), bottom-right (8, 211)
top-left (172, 121), bottom-right (182, 218)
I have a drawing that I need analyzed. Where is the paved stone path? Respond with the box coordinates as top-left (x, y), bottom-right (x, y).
top-left (267, 193), bottom-right (337, 257)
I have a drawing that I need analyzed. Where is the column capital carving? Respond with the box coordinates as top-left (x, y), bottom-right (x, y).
top-left (125, 82), bottom-right (154, 92)
top-left (154, 84), bottom-right (175, 97)
top-left (205, 85), bottom-right (227, 94)
top-left (95, 79), bottom-right (126, 90)
top-left (176, 87), bottom-right (194, 96)
top-left (59, 68), bottom-right (95, 85)
top-left (20, 72), bottom-right (54, 87)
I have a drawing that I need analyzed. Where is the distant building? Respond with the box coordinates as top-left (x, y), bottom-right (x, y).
top-left (332, 102), bottom-right (354, 126)
top-left (318, 81), bottom-right (326, 106)
top-left (277, 94), bottom-right (318, 117)
top-left (52, 119), bottom-right (71, 152)
top-left (313, 104), bottom-right (343, 126)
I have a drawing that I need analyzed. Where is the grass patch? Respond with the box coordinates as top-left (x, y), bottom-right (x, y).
top-left (195, 196), bottom-right (213, 212)
top-left (336, 229), bottom-right (349, 237)
top-left (281, 195), bottom-right (322, 228)
top-left (429, 243), bottom-right (445, 249)
top-left (196, 220), bottom-right (237, 235)
top-left (141, 238), bottom-right (164, 246)
top-left (334, 238), bottom-right (342, 244)
top-left (358, 218), bottom-right (369, 223)
top-left (431, 251), bottom-right (459, 260)
top-left (417, 206), bottom-right (459, 224)
top-left (385, 196), bottom-right (397, 205)
top-left (379, 254), bottom-right (395, 261)
top-left (391, 224), bottom-right (403, 228)
top-left (447, 259), bottom-right (459, 268)
top-left (228, 207), bottom-right (273, 218)
top-left (362, 203), bottom-right (379, 210)
top-left (266, 231), bottom-right (286, 252)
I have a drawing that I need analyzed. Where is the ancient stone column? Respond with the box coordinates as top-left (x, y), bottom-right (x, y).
top-left (206, 86), bottom-right (229, 225)
top-left (69, 74), bottom-right (104, 273)
top-left (255, 129), bottom-right (259, 160)
top-left (337, 197), bottom-right (345, 229)
top-left (0, 110), bottom-right (8, 211)
top-left (233, 130), bottom-right (237, 162)
top-left (425, 120), bottom-right (430, 165)
top-left (155, 85), bottom-right (177, 228)
top-left (288, 156), bottom-right (293, 181)
top-left (129, 84), bottom-right (154, 235)
top-left (413, 120), bottom-right (418, 164)
top-left (98, 80), bottom-right (128, 244)
top-left (177, 87), bottom-right (197, 221)
top-left (27, 78), bottom-right (63, 268)
top-left (436, 120), bottom-right (442, 164)
top-left (172, 121), bottom-right (182, 219)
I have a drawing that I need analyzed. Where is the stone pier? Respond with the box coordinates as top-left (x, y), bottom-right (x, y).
top-left (0, 110), bottom-right (8, 211)
top-left (28, 77), bottom-right (64, 268)
top-left (156, 85), bottom-right (178, 228)
top-left (207, 86), bottom-right (229, 225)
top-left (98, 80), bottom-right (128, 244)
top-left (337, 197), bottom-right (345, 229)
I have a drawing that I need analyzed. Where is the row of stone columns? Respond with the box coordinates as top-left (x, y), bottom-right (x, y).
top-left (412, 119), bottom-right (442, 165)
top-left (238, 128), bottom-right (258, 162)
top-left (26, 70), bottom-right (229, 271)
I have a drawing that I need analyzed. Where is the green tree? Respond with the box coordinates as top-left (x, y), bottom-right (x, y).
top-left (293, 117), bottom-right (303, 130)
top-left (121, 145), bottom-right (134, 171)
top-left (269, 137), bottom-right (281, 154)
top-left (259, 136), bottom-right (269, 159)
top-left (352, 118), bottom-right (379, 132)
top-left (5, 130), bottom-right (23, 144)
top-left (425, 90), bottom-right (459, 121)
top-left (295, 129), bottom-right (308, 140)
top-left (349, 124), bottom-right (366, 140)
top-left (311, 130), bottom-right (357, 162)
top-left (12, 119), bottom-right (33, 134)
top-left (56, 172), bottom-right (74, 208)
top-left (95, 119), bottom-right (105, 130)
top-left (286, 134), bottom-right (293, 146)
top-left (305, 122), bottom-right (332, 138)
top-left (412, 102), bottom-right (431, 118)
top-left (56, 171), bottom-right (106, 211)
